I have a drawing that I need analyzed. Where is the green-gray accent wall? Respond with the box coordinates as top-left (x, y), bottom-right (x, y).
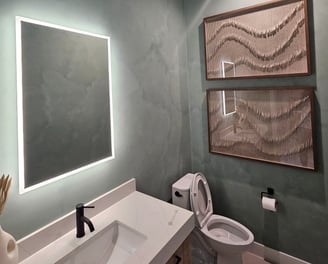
top-left (184, 0), bottom-right (327, 263)
top-left (1, 0), bottom-right (328, 263)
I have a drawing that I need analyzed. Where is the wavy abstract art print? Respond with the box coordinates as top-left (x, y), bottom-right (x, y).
top-left (206, 87), bottom-right (315, 170)
top-left (203, 0), bottom-right (310, 79)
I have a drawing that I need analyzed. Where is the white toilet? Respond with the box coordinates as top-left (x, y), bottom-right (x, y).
top-left (172, 173), bottom-right (254, 264)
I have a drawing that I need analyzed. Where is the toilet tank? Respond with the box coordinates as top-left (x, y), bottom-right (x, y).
top-left (172, 173), bottom-right (194, 210)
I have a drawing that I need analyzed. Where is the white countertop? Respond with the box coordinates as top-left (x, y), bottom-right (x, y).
top-left (19, 190), bottom-right (194, 264)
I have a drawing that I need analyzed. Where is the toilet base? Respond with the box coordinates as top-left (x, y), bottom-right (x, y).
top-left (216, 252), bottom-right (243, 264)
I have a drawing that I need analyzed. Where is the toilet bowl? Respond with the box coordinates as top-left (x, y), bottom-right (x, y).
top-left (172, 173), bottom-right (254, 264)
top-left (201, 215), bottom-right (254, 264)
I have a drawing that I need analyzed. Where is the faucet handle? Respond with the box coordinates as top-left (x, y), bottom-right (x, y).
top-left (84, 205), bottom-right (95, 209)
top-left (76, 203), bottom-right (95, 209)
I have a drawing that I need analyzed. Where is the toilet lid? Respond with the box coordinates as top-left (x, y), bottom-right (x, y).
top-left (190, 172), bottom-right (213, 228)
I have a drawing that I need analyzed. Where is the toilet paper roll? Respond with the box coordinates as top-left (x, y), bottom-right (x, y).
top-left (262, 196), bottom-right (277, 212)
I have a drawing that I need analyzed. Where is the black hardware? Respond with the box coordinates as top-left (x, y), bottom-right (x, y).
top-left (76, 203), bottom-right (95, 238)
top-left (175, 191), bottom-right (183, 197)
top-left (261, 187), bottom-right (275, 198)
top-left (175, 255), bottom-right (182, 264)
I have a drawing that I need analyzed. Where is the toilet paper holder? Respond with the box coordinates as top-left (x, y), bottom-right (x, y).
top-left (261, 187), bottom-right (278, 212)
top-left (261, 187), bottom-right (274, 198)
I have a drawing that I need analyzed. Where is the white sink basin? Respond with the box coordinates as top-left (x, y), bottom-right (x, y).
top-left (56, 221), bottom-right (147, 264)
top-left (18, 181), bottom-right (194, 264)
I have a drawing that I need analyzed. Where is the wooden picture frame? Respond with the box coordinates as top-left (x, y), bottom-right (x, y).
top-left (207, 87), bottom-right (315, 170)
top-left (203, 0), bottom-right (311, 79)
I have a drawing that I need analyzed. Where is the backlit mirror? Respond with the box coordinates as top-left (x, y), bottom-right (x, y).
top-left (16, 17), bottom-right (114, 193)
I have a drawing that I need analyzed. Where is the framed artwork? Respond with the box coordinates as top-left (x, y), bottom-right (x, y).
top-left (203, 0), bottom-right (310, 79)
top-left (16, 17), bottom-right (115, 193)
top-left (206, 87), bottom-right (315, 170)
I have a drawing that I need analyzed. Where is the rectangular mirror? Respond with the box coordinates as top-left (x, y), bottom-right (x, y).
top-left (16, 17), bottom-right (114, 193)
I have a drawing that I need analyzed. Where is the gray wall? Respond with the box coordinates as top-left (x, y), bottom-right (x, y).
top-left (184, 0), bottom-right (328, 263)
top-left (0, 0), bottom-right (191, 238)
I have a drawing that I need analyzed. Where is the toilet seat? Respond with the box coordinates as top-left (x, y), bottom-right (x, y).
top-left (190, 172), bottom-right (253, 247)
top-left (190, 172), bottom-right (213, 228)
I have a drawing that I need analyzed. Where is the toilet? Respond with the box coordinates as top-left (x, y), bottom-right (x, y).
top-left (172, 173), bottom-right (254, 264)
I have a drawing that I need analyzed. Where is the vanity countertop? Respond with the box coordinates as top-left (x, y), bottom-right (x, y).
top-left (19, 188), bottom-right (194, 264)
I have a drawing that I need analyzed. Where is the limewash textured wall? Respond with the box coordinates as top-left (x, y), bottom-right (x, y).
top-left (184, 0), bottom-right (328, 263)
top-left (0, 0), bottom-right (191, 238)
top-left (1, 0), bottom-right (328, 263)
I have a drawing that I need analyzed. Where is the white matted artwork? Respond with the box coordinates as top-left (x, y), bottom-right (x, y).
top-left (206, 87), bottom-right (315, 170)
top-left (203, 0), bottom-right (311, 79)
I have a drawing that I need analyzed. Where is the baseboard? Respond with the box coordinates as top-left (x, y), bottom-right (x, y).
top-left (244, 242), bottom-right (311, 264)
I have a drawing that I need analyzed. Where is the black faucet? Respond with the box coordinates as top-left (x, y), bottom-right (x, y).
top-left (76, 203), bottom-right (95, 238)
